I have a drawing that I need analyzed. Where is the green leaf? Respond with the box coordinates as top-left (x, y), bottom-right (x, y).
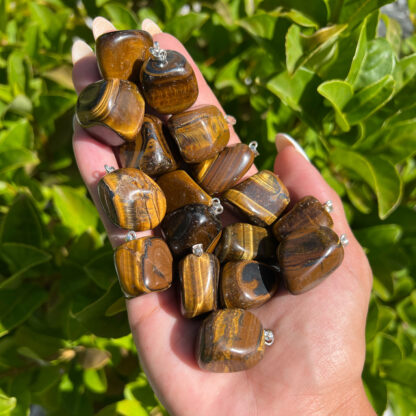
top-left (74, 282), bottom-right (130, 338)
top-left (83, 368), bottom-right (107, 394)
top-left (331, 150), bottom-right (402, 219)
top-left (344, 75), bottom-right (395, 125)
top-left (0, 393), bottom-right (16, 415)
top-left (84, 251), bottom-right (115, 290)
top-left (7, 51), bottom-right (28, 96)
top-left (385, 359), bottom-right (416, 388)
top-left (355, 224), bottom-right (402, 248)
top-left (164, 12), bottom-right (209, 42)
top-left (393, 53), bottom-right (416, 92)
top-left (388, 383), bottom-right (416, 416)
top-left (338, 0), bottom-right (394, 27)
top-left (317, 79), bottom-right (353, 131)
top-left (32, 366), bottom-right (62, 394)
top-left (363, 367), bottom-right (387, 415)
top-left (103, 3), bottom-right (139, 30)
top-left (52, 185), bottom-right (98, 236)
top-left (0, 194), bottom-right (44, 247)
top-left (0, 243), bottom-right (51, 289)
top-left (0, 120), bottom-right (34, 151)
top-left (374, 333), bottom-right (403, 365)
top-left (95, 399), bottom-right (148, 416)
top-left (0, 284), bottom-right (47, 337)
top-left (354, 38), bottom-right (395, 90)
top-left (0, 148), bottom-right (38, 174)
top-left (238, 13), bottom-right (277, 40)
top-left (34, 93), bottom-right (77, 127)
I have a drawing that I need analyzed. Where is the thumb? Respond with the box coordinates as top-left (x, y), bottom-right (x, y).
top-left (273, 133), bottom-right (349, 236)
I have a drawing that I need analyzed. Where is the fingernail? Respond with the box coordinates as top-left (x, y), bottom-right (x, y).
top-left (142, 18), bottom-right (162, 35)
top-left (72, 39), bottom-right (94, 64)
top-left (92, 16), bottom-right (117, 40)
top-left (275, 133), bottom-right (309, 161)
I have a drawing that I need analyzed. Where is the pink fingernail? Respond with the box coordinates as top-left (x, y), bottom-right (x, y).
top-left (275, 133), bottom-right (309, 161)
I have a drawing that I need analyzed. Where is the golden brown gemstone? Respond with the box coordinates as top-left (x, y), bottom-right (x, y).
top-left (278, 226), bottom-right (344, 294)
top-left (196, 309), bottom-right (265, 372)
top-left (192, 143), bottom-right (256, 195)
top-left (97, 168), bottom-right (166, 231)
top-left (115, 237), bottom-right (172, 297)
top-left (179, 250), bottom-right (220, 318)
top-left (161, 204), bottom-right (222, 257)
top-left (76, 79), bottom-right (145, 146)
top-left (272, 196), bottom-right (333, 241)
top-left (167, 105), bottom-right (229, 163)
top-left (118, 114), bottom-right (177, 177)
top-left (96, 30), bottom-right (153, 83)
top-left (221, 261), bottom-right (279, 309)
top-left (223, 170), bottom-right (290, 226)
top-left (215, 223), bottom-right (277, 263)
top-left (157, 170), bottom-right (212, 214)
top-left (140, 49), bottom-right (198, 114)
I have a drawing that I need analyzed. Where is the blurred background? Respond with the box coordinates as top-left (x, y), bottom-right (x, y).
top-left (0, 0), bottom-right (415, 415)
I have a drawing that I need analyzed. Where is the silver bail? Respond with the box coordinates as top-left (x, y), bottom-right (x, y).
top-left (264, 329), bottom-right (274, 346)
top-left (323, 200), bottom-right (334, 213)
top-left (210, 198), bottom-right (224, 216)
top-left (149, 41), bottom-right (167, 66)
top-left (192, 244), bottom-right (204, 257)
top-left (248, 141), bottom-right (259, 157)
top-left (125, 231), bottom-right (136, 242)
top-left (340, 234), bottom-right (349, 247)
top-left (104, 164), bottom-right (116, 174)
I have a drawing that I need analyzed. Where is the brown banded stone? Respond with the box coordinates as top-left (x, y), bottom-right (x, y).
top-left (223, 170), bottom-right (290, 226)
top-left (161, 204), bottom-right (222, 257)
top-left (272, 196), bottom-right (333, 241)
top-left (215, 223), bottom-right (277, 263)
top-left (221, 261), bottom-right (279, 309)
top-left (196, 309), bottom-right (265, 372)
top-left (157, 170), bottom-right (212, 214)
top-left (96, 30), bottom-right (153, 83)
top-left (192, 143), bottom-right (255, 195)
top-left (167, 105), bottom-right (229, 163)
top-left (97, 168), bottom-right (166, 231)
top-left (278, 226), bottom-right (344, 294)
top-left (114, 237), bottom-right (172, 297)
top-left (179, 251), bottom-right (220, 318)
top-left (76, 79), bottom-right (145, 146)
top-left (118, 114), bottom-right (177, 177)
top-left (140, 49), bottom-right (198, 114)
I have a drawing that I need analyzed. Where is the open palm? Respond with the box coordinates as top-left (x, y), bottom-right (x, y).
top-left (72, 17), bottom-right (375, 416)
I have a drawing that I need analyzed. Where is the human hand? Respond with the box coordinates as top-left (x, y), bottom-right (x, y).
top-left (72, 17), bottom-right (375, 416)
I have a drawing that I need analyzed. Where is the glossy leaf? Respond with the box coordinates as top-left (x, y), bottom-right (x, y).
top-left (165, 12), bottom-right (209, 42)
top-left (95, 399), bottom-right (148, 416)
top-left (0, 148), bottom-right (38, 174)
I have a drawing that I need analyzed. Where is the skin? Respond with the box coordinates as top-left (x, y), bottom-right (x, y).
top-left (72, 17), bottom-right (376, 416)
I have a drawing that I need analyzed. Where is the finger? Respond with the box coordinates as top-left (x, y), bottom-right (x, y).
top-left (72, 40), bottom-right (100, 94)
top-left (73, 122), bottom-right (153, 248)
top-left (92, 16), bottom-right (117, 40)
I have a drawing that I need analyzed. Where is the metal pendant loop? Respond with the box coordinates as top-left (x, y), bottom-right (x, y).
top-left (264, 329), bottom-right (274, 346)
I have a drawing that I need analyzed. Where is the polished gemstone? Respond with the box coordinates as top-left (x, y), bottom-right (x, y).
top-left (97, 168), bottom-right (166, 231)
top-left (179, 251), bottom-right (219, 318)
top-left (140, 49), bottom-right (198, 114)
top-left (115, 237), bottom-right (172, 297)
top-left (118, 114), bottom-right (177, 177)
top-left (167, 105), bottom-right (229, 163)
top-left (192, 143), bottom-right (255, 195)
top-left (157, 170), bottom-right (212, 214)
top-left (223, 170), bottom-right (290, 226)
top-left (272, 196), bottom-right (333, 241)
top-left (96, 30), bottom-right (153, 83)
top-left (215, 223), bottom-right (277, 263)
top-left (221, 261), bottom-right (279, 309)
top-left (196, 309), bottom-right (265, 372)
top-left (161, 204), bottom-right (222, 257)
top-left (278, 226), bottom-right (344, 294)
top-left (76, 79), bottom-right (145, 146)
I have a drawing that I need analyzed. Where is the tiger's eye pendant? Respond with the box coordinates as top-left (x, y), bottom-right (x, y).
top-left (221, 261), bottom-right (279, 309)
top-left (167, 105), bottom-right (230, 163)
top-left (115, 235), bottom-right (172, 297)
top-left (76, 79), bottom-right (145, 146)
top-left (196, 309), bottom-right (265, 372)
top-left (97, 167), bottom-right (166, 231)
top-left (278, 226), bottom-right (344, 294)
top-left (140, 42), bottom-right (198, 114)
top-left (118, 114), bottom-right (177, 177)
top-left (192, 142), bottom-right (258, 195)
top-left (161, 202), bottom-right (223, 257)
top-left (179, 244), bottom-right (220, 318)
top-left (96, 30), bottom-right (153, 83)
top-left (272, 196), bottom-right (334, 241)
top-left (157, 170), bottom-right (212, 214)
top-left (215, 223), bottom-right (277, 263)
top-left (223, 170), bottom-right (290, 226)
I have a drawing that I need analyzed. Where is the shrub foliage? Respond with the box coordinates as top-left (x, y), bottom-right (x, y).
top-left (0, 0), bottom-right (415, 414)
